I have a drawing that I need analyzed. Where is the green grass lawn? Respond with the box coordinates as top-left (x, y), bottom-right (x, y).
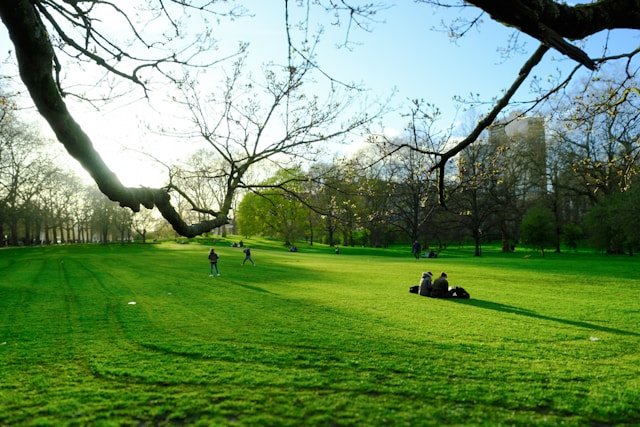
top-left (1, 240), bottom-right (639, 426)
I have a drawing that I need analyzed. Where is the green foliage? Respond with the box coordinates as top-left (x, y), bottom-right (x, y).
top-left (236, 169), bottom-right (308, 243)
top-left (236, 191), bottom-right (264, 237)
top-left (1, 243), bottom-right (639, 425)
top-left (585, 185), bottom-right (640, 254)
top-left (585, 199), bottom-right (622, 253)
top-left (520, 205), bottom-right (556, 256)
top-left (562, 222), bottom-right (583, 251)
top-left (613, 184), bottom-right (640, 252)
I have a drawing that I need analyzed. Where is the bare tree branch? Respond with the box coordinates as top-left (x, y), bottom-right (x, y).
top-left (431, 44), bottom-right (550, 203)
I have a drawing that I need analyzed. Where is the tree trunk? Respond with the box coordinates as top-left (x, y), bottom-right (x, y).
top-left (327, 228), bottom-right (334, 247)
top-left (307, 219), bottom-right (314, 246)
top-left (473, 229), bottom-right (482, 257)
top-left (9, 218), bottom-right (18, 245)
top-left (24, 217), bottom-right (31, 245)
top-left (44, 221), bottom-right (50, 244)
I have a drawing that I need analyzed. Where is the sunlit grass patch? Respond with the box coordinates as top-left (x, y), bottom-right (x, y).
top-left (0, 242), bottom-right (639, 425)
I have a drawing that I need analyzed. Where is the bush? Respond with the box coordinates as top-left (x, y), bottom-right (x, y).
top-left (520, 205), bottom-right (556, 256)
top-left (562, 223), bottom-right (583, 251)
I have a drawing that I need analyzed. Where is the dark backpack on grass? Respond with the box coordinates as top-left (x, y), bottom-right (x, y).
top-left (449, 286), bottom-right (470, 299)
top-left (409, 285), bottom-right (419, 294)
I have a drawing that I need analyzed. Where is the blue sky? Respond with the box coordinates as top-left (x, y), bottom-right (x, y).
top-left (220, 2), bottom-right (639, 133)
top-left (223, 2), bottom-right (525, 124)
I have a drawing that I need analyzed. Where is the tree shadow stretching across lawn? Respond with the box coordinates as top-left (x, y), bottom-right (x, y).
top-left (450, 298), bottom-right (640, 337)
top-left (236, 283), bottom-right (274, 294)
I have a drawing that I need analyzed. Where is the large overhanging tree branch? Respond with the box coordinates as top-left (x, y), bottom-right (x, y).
top-left (1, 0), bottom-right (382, 237)
top-left (432, 44), bottom-right (549, 203)
top-left (0, 0), bottom-right (236, 237)
top-left (420, 0), bottom-right (640, 70)
top-left (412, 0), bottom-right (640, 202)
top-left (363, 42), bottom-right (547, 205)
top-left (465, 0), bottom-right (640, 70)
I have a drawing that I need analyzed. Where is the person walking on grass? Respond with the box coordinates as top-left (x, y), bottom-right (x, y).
top-left (411, 240), bottom-right (422, 260)
top-left (208, 249), bottom-right (220, 276)
top-left (242, 246), bottom-right (255, 266)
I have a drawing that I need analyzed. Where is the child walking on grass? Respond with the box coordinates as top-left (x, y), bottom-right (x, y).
top-left (208, 249), bottom-right (220, 276)
top-left (242, 247), bottom-right (255, 266)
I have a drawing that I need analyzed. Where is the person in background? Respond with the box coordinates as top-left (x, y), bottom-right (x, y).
top-left (242, 247), bottom-right (255, 266)
top-left (411, 240), bottom-right (421, 260)
top-left (208, 249), bottom-right (220, 277)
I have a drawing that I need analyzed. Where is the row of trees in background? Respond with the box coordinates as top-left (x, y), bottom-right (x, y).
top-left (2, 74), bottom-right (638, 254)
top-left (0, 95), bottom-right (168, 245)
top-left (2, 0), bottom-right (638, 252)
top-left (2, 1), bottom-right (638, 242)
top-left (236, 77), bottom-right (640, 256)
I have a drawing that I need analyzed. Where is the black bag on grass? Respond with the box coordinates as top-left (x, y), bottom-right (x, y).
top-left (409, 285), bottom-right (419, 294)
top-left (448, 286), bottom-right (470, 299)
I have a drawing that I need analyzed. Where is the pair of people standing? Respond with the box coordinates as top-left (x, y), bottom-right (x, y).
top-left (208, 246), bottom-right (255, 276)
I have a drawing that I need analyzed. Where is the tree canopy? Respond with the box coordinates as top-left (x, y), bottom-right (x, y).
top-left (1, 1), bottom-right (638, 236)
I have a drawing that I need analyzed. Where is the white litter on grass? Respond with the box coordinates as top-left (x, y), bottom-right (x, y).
top-left (590, 336), bottom-right (599, 342)
top-left (128, 301), bottom-right (137, 305)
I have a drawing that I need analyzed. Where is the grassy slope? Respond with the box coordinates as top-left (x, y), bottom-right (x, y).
top-left (0, 241), bottom-right (639, 426)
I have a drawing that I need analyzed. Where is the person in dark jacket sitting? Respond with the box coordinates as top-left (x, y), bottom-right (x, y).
top-left (431, 272), bottom-right (450, 298)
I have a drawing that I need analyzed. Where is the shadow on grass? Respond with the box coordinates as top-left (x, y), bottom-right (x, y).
top-left (451, 298), bottom-right (640, 337)
top-left (236, 283), bottom-right (274, 294)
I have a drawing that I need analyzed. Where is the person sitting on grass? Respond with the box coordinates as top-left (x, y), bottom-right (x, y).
top-left (431, 272), bottom-right (449, 298)
top-left (418, 271), bottom-right (433, 297)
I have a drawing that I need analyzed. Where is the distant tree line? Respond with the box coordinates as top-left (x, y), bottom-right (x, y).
top-left (1, 1), bottom-right (638, 240)
top-left (0, 92), bottom-right (167, 246)
top-left (237, 77), bottom-right (640, 256)
top-left (3, 74), bottom-right (639, 254)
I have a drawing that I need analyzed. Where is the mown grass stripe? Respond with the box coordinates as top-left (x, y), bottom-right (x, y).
top-left (0, 241), bottom-right (639, 425)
